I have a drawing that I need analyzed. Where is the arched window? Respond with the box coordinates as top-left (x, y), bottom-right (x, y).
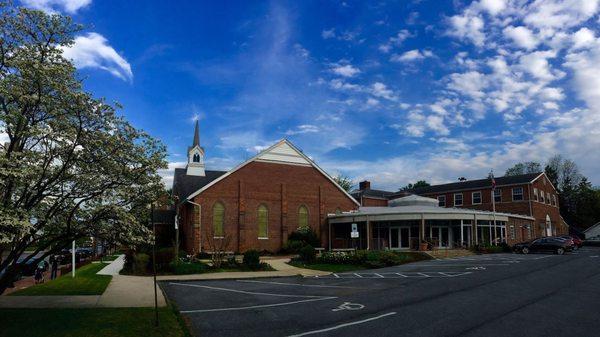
top-left (298, 205), bottom-right (308, 228)
top-left (258, 204), bottom-right (268, 238)
top-left (212, 202), bottom-right (224, 237)
top-left (193, 153), bottom-right (200, 163)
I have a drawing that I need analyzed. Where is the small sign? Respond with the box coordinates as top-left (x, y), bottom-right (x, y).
top-left (351, 223), bottom-right (358, 232)
top-left (351, 231), bottom-right (359, 238)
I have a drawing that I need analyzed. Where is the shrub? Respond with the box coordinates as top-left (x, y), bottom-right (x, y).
top-left (288, 226), bottom-right (320, 247)
top-left (170, 261), bottom-right (207, 275)
top-left (243, 250), bottom-right (261, 270)
top-left (133, 253), bottom-right (150, 275)
top-left (122, 249), bottom-right (135, 273)
top-left (149, 247), bottom-right (175, 273)
top-left (298, 245), bottom-right (316, 263)
top-left (282, 239), bottom-right (306, 253)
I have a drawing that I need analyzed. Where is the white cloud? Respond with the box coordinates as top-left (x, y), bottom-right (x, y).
top-left (426, 115), bottom-right (450, 135)
top-left (390, 49), bottom-right (433, 62)
top-left (158, 161), bottom-right (186, 187)
top-left (448, 13), bottom-right (485, 46)
top-left (477, 0), bottom-right (506, 16)
top-left (331, 64), bottom-right (360, 77)
top-left (321, 28), bottom-right (336, 39)
top-left (285, 124), bottom-right (320, 135)
top-left (370, 82), bottom-right (395, 100)
top-left (518, 50), bottom-right (557, 81)
top-left (572, 27), bottom-right (596, 50)
top-left (61, 33), bottom-right (133, 81)
top-left (447, 71), bottom-right (488, 99)
top-left (20, 0), bottom-right (91, 13)
top-left (503, 26), bottom-right (538, 50)
top-left (524, 0), bottom-right (600, 30)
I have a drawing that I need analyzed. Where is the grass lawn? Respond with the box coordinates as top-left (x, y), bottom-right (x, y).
top-left (0, 307), bottom-right (190, 337)
top-left (10, 262), bottom-right (111, 296)
top-left (288, 261), bottom-right (366, 272)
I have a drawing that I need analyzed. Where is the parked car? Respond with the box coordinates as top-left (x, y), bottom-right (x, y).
top-left (513, 237), bottom-right (573, 255)
top-left (559, 235), bottom-right (583, 249)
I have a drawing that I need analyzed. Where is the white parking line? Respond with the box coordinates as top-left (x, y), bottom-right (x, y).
top-left (181, 297), bottom-right (337, 314)
top-left (287, 312), bottom-right (397, 337)
top-left (374, 273), bottom-right (384, 278)
top-left (237, 280), bottom-right (359, 289)
top-left (169, 282), bottom-right (326, 298)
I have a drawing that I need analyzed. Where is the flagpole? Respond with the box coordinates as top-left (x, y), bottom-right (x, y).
top-left (491, 171), bottom-right (498, 245)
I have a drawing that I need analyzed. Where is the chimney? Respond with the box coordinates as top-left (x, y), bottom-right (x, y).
top-left (359, 180), bottom-right (371, 191)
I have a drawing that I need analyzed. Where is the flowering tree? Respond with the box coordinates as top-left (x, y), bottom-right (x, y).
top-left (0, 5), bottom-right (166, 293)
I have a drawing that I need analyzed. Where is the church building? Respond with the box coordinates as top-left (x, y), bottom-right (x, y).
top-left (172, 121), bottom-right (359, 254)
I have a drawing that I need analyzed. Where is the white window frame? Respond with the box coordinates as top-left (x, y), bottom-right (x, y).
top-left (539, 190), bottom-right (545, 203)
top-left (437, 195), bottom-right (446, 207)
top-left (533, 188), bottom-right (538, 201)
top-left (546, 192), bottom-right (551, 205)
top-left (512, 187), bottom-right (524, 201)
top-left (472, 191), bottom-right (482, 205)
top-left (510, 225), bottom-right (516, 240)
top-left (552, 194), bottom-right (557, 206)
top-left (454, 193), bottom-right (463, 206)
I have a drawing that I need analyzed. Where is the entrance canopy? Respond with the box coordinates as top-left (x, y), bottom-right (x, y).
top-left (327, 195), bottom-right (534, 250)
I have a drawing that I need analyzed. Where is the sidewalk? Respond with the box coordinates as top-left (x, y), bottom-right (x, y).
top-left (0, 254), bottom-right (167, 308)
top-left (0, 257), bottom-right (327, 308)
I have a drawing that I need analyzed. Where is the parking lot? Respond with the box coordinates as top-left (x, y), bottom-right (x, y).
top-left (161, 247), bottom-right (600, 337)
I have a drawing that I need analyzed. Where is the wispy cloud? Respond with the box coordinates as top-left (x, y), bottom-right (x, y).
top-left (61, 33), bottom-right (133, 81)
top-left (20, 0), bottom-right (92, 13)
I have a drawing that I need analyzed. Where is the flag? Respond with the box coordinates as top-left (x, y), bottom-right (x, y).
top-left (491, 172), bottom-right (496, 190)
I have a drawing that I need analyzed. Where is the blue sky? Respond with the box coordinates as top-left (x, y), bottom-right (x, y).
top-left (19, 0), bottom-right (600, 190)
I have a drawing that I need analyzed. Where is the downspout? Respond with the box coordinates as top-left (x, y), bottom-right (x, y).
top-left (187, 200), bottom-right (202, 253)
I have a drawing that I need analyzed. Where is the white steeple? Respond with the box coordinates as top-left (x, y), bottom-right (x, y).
top-left (186, 120), bottom-right (205, 176)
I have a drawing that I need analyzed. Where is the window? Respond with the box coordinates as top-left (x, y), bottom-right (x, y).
top-left (533, 188), bottom-right (539, 201)
top-left (510, 225), bottom-right (516, 240)
top-left (298, 205), bottom-right (308, 227)
top-left (527, 225), bottom-right (532, 239)
top-left (193, 153), bottom-right (200, 163)
top-left (258, 204), bottom-right (268, 238)
top-left (472, 191), bottom-right (482, 205)
top-left (539, 190), bottom-right (545, 203)
top-left (454, 193), bottom-right (463, 206)
top-left (212, 202), bottom-right (224, 237)
top-left (438, 195), bottom-right (446, 207)
top-left (335, 208), bottom-right (342, 215)
top-left (546, 192), bottom-right (551, 205)
top-left (552, 195), bottom-right (557, 206)
top-left (494, 188), bottom-right (502, 203)
top-left (512, 187), bottom-right (523, 201)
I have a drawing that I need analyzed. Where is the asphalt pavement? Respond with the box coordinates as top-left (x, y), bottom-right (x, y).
top-left (161, 247), bottom-right (600, 337)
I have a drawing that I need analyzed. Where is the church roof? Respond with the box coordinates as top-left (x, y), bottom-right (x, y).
top-left (192, 120), bottom-right (200, 147)
top-left (172, 168), bottom-right (226, 201)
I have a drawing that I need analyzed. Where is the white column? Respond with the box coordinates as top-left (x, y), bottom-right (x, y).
top-left (72, 240), bottom-right (76, 278)
top-left (460, 220), bottom-right (464, 248)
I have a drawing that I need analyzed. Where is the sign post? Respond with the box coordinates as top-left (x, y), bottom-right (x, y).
top-left (72, 240), bottom-right (75, 278)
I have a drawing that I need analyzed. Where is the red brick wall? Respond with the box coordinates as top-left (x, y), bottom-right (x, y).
top-left (418, 173), bottom-right (566, 241)
top-left (179, 161), bottom-right (358, 254)
top-left (361, 197), bottom-right (389, 207)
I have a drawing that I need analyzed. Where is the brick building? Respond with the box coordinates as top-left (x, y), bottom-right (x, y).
top-left (352, 172), bottom-right (569, 244)
top-left (172, 122), bottom-right (359, 254)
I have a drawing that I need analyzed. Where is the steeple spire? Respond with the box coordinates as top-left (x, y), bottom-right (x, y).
top-left (193, 119), bottom-right (200, 147)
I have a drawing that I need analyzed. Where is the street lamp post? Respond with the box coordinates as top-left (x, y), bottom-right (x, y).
top-left (151, 202), bottom-right (159, 327)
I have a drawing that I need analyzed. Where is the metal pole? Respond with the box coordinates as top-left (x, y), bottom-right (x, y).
top-left (72, 240), bottom-right (75, 278)
top-left (151, 203), bottom-right (159, 327)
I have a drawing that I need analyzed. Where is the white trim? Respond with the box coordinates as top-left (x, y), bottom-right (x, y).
top-left (258, 237), bottom-right (269, 240)
top-left (437, 195), bottom-right (446, 207)
top-left (185, 139), bottom-right (360, 206)
top-left (530, 172), bottom-right (559, 194)
top-left (512, 187), bottom-right (524, 201)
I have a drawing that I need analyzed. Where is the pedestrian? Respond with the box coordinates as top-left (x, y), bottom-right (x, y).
top-left (34, 263), bottom-right (44, 284)
top-left (50, 255), bottom-right (58, 280)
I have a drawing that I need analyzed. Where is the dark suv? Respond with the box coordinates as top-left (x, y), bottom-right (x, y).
top-left (513, 237), bottom-right (573, 255)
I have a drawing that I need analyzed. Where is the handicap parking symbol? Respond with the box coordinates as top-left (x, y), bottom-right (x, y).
top-left (332, 302), bottom-right (365, 312)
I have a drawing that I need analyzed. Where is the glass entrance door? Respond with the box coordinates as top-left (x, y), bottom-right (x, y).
top-left (389, 227), bottom-right (411, 249)
top-left (431, 226), bottom-right (450, 248)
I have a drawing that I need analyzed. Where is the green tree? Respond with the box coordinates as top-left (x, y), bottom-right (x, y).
top-left (333, 174), bottom-right (354, 192)
top-left (401, 180), bottom-right (430, 191)
top-left (505, 162), bottom-right (542, 176)
top-left (0, 5), bottom-right (167, 293)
